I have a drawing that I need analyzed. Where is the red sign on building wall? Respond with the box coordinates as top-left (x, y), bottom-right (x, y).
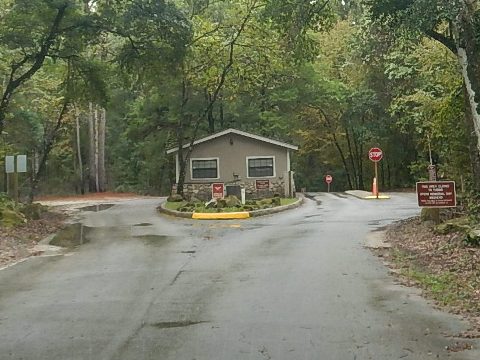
top-left (212, 183), bottom-right (224, 199)
top-left (255, 180), bottom-right (270, 190)
top-left (416, 181), bottom-right (456, 208)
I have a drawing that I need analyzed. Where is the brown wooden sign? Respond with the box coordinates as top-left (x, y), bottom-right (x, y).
top-left (416, 181), bottom-right (456, 208)
top-left (255, 179), bottom-right (270, 190)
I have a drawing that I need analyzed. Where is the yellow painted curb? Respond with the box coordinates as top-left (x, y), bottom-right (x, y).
top-left (192, 212), bottom-right (250, 220)
top-left (364, 195), bottom-right (391, 200)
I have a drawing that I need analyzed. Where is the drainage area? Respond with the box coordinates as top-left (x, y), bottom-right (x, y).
top-left (151, 321), bottom-right (207, 329)
top-left (50, 224), bottom-right (92, 247)
top-left (79, 204), bottom-right (115, 212)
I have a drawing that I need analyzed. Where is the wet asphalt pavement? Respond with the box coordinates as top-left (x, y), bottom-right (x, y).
top-left (0, 193), bottom-right (479, 360)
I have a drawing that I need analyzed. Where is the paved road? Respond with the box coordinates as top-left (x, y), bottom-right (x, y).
top-left (0, 193), bottom-right (478, 360)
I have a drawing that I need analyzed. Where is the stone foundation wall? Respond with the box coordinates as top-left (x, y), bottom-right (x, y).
top-left (243, 180), bottom-right (285, 199)
top-left (176, 180), bottom-right (287, 201)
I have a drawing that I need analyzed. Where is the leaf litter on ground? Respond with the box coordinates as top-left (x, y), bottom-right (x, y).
top-left (378, 217), bottom-right (480, 339)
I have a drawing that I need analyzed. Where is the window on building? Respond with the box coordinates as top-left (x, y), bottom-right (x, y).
top-left (247, 157), bottom-right (274, 177)
top-left (191, 159), bottom-right (218, 179)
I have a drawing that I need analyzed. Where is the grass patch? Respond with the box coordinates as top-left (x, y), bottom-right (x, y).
top-left (164, 201), bottom-right (187, 211)
top-left (404, 268), bottom-right (458, 306)
top-left (280, 198), bottom-right (298, 206)
top-left (391, 249), bottom-right (476, 310)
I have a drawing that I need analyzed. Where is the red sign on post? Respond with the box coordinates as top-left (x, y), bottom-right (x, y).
top-left (325, 175), bottom-right (333, 184)
top-left (416, 181), bottom-right (456, 208)
top-left (212, 183), bottom-right (224, 199)
top-left (368, 147), bottom-right (383, 162)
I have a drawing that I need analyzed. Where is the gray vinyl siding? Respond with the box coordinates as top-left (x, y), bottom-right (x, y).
top-left (185, 133), bottom-right (288, 183)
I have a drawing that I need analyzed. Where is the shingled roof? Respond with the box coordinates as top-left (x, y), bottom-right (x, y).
top-left (166, 128), bottom-right (298, 154)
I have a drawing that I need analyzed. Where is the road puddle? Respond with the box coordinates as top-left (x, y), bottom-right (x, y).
top-left (135, 235), bottom-right (176, 247)
top-left (79, 204), bottom-right (115, 212)
top-left (50, 224), bottom-right (92, 248)
top-left (151, 321), bottom-right (207, 329)
top-left (133, 223), bottom-right (153, 227)
top-left (304, 214), bottom-right (322, 219)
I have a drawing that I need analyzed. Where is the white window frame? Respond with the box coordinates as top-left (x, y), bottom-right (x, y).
top-left (190, 157), bottom-right (220, 180)
top-left (246, 156), bottom-right (276, 179)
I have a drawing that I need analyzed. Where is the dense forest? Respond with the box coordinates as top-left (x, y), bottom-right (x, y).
top-left (0, 0), bottom-right (479, 199)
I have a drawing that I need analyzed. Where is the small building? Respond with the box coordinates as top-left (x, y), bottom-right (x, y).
top-left (166, 128), bottom-right (298, 200)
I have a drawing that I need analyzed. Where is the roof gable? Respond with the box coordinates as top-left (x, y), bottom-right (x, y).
top-left (166, 128), bottom-right (298, 154)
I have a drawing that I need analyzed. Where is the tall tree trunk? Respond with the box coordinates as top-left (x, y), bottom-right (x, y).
top-left (206, 91), bottom-right (215, 133)
top-left (94, 106), bottom-right (100, 192)
top-left (463, 83), bottom-right (480, 190)
top-left (98, 107), bottom-right (106, 192)
top-left (381, 160), bottom-right (386, 189)
top-left (219, 95), bottom-right (225, 128)
top-left (455, 3), bottom-right (480, 154)
top-left (176, 123), bottom-right (187, 197)
top-left (344, 125), bottom-right (359, 189)
top-left (357, 115), bottom-right (366, 190)
top-left (387, 161), bottom-right (392, 189)
top-left (358, 142), bottom-right (364, 190)
top-left (176, 79), bottom-right (188, 197)
top-left (332, 136), bottom-right (354, 190)
top-left (74, 106), bottom-right (85, 194)
top-left (88, 102), bottom-right (97, 192)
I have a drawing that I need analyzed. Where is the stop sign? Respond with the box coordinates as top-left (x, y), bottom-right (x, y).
top-left (325, 175), bottom-right (333, 184)
top-left (368, 147), bottom-right (383, 162)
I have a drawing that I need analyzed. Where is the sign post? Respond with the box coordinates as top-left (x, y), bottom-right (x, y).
top-left (368, 148), bottom-right (383, 199)
top-left (428, 164), bottom-right (437, 181)
top-left (325, 174), bottom-right (333, 193)
top-left (5, 156), bottom-right (14, 199)
top-left (5, 155), bottom-right (27, 202)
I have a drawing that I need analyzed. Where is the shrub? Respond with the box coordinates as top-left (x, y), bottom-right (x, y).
top-left (167, 194), bottom-right (184, 202)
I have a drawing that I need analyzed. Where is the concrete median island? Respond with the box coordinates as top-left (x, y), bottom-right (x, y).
top-left (158, 195), bottom-right (303, 220)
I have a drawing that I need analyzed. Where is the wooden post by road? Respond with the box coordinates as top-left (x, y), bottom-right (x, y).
top-left (6, 172), bottom-right (10, 197)
top-left (428, 164), bottom-right (440, 223)
top-left (14, 171), bottom-right (18, 203)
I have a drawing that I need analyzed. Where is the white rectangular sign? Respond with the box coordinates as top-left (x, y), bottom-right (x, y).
top-left (17, 155), bottom-right (27, 173)
top-left (5, 156), bottom-right (14, 173)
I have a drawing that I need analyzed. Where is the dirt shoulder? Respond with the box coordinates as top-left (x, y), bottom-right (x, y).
top-left (36, 192), bottom-right (153, 209)
top-left (1, 192), bottom-right (156, 269)
top-left (0, 210), bottom-right (66, 269)
top-left (374, 217), bottom-right (480, 337)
